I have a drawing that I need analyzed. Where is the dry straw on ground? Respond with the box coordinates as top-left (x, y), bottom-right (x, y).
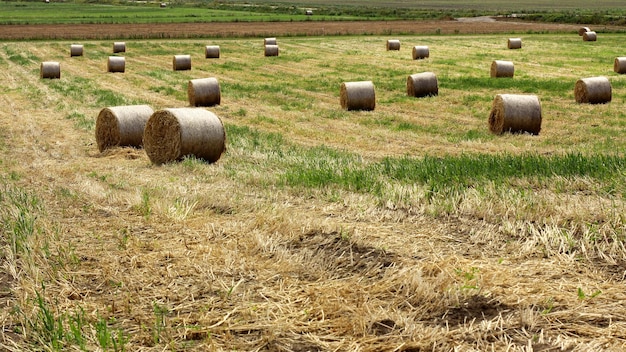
top-left (264, 37), bottom-right (277, 45)
top-left (583, 31), bottom-right (597, 41)
top-left (491, 60), bottom-right (514, 78)
top-left (143, 108), bottom-right (226, 165)
top-left (70, 44), bottom-right (83, 57)
top-left (614, 57), bottom-right (626, 74)
top-left (173, 54), bottom-right (192, 71)
top-left (95, 105), bottom-right (154, 152)
top-left (340, 81), bottom-right (376, 111)
top-left (578, 26), bottom-right (591, 36)
top-left (407, 72), bottom-right (438, 97)
top-left (113, 41), bottom-right (126, 53)
top-left (386, 39), bottom-right (400, 51)
top-left (264, 44), bottom-right (279, 57)
top-left (575, 76), bottom-right (611, 104)
top-left (205, 45), bottom-right (220, 59)
top-left (507, 38), bottom-right (522, 49)
top-left (107, 56), bottom-right (125, 73)
top-left (488, 94), bottom-right (542, 135)
top-left (412, 45), bottom-right (429, 59)
top-left (188, 77), bottom-right (221, 107)
top-left (40, 61), bottom-right (60, 79)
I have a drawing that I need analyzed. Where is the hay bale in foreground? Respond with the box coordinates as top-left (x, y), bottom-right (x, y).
top-left (70, 44), bottom-right (83, 57)
top-left (205, 45), bottom-right (220, 59)
top-left (40, 61), bottom-right (60, 79)
top-left (173, 55), bottom-right (192, 71)
top-left (583, 31), bottom-right (597, 42)
top-left (143, 108), bottom-right (226, 165)
top-left (507, 38), bottom-right (522, 49)
top-left (407, 72), bottom-right (438, 98)
top-left (340, 81), bottom-right (375, 111)
top-left (412, 46), bottom-right (429, 60)
top-left (578, 27), bottom-right (591, 36)
top-left (113, 42), bottom-right (126, 53)
top-left (264, 45), bottom-right (279, 57)
top-left (614, 57), bottom-right (626, 74)
top-left (188, 77), bottom-right (221, 107)
top-left (488, 94), bottom-right (541, 135)
top-left (95, 105), bottom-right (154, 152)
top-left (575, 76), bottom-right (611, 104)
top-left (491, 60), bottom-right (514, 78)
top-left (386, 39), bottom-right (400, 51)
top-left (107, 56), bottom-right (125, 73)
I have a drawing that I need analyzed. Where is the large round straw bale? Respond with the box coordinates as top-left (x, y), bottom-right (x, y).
top-left (113, 42), bottom-right (126, 53)
top-left (264, 45), bottom-right (279, 57)
top-left (40, 61), bottom-right (60, 79)
top-left (264, 37), bottom-right (277, 45)
top-left (173, 55), bottom-right (192, 71)
top-left (412, 46), bottom-right (429, 60)
top-left (407, 72), bottom-right (438, 98)
top-left (578, 27), bottom-right (591, 36)
top-left (507, 38), bottom-right (522, 49)
top-left (188, 77), bottom-right (221, 107)
top-left (95, 105), bottom-right (154, 152)
top-left (205, 45), bottom-right (220, 59)
top-left (107, 56), bottom-right (125, 73)
top-left (143, 108), bottom-right (226, 165)
top-left (488, 94), bottom-right (542, 135)
top-left (614, 57), bottom-right (626, 74)
top-left (491, 60), bottom-right (514, 78)
top-left (583, 31), bottom-right (597, 42)
top-left (575, 76), bottom-right (611, 104)
top-left (386, 39), bottom-right (400, 51)
top-left (70, 44), bottom-right (83, 57)
top-left (340, 81), bottom-right (376, 111)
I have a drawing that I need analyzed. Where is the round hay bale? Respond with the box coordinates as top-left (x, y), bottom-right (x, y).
top-left (407, 72), bottom-right (438, 98)
top-left (264, 44), bottom-right (279, 57)
top-left (386, 39), bottom-right (401, 51)
top-left (340, 81), bottom-right (376, 111)
top-left (578, 27), bottom-right (591, 36)
top-left (143, 108), bottom-right (226, 165)
top-left (205, 45), bottom-right (220, 59)
top-left (113, 42), bottom-right (126, 53)
top-left (490, 60), bottom-right (514, 78)
top-left (412, 46), bottom-right (429, 60)
top-left (305, 9), bottom-right (313, 16)
top-left (488, 94), bottom-right (542, 135)
top-left (40, 61), bottom-right (60, 79)
top-left (173, 55), bottom-right (192, 71)
top-left (575, 76), bottom-right (611, 104)
top-left (188, 77), bottom-right (221, 107)
top-left (107, 56), bottom-right (125, 73)
top-left (264, 37), bottom-right (277, 45)
top-left (507, 38), bottom-right (522, 49)
top-left (583, 31), bottom-right (597, 42)
top-left (614, 57), bottom-right (626, 74)
top-left (70, 44), bottom-right (83, 57)
top-left (95, 105), bottom-right (154, 152)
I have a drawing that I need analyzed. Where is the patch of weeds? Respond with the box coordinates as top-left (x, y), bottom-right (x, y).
top-left (149, 85), bottom-right (176, 96)
top-left (65, 111), bottom-right (94, 130)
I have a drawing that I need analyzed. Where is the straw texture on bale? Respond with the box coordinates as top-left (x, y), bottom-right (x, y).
top-left (95, 105), bottom-right (154, 152)
top-left (113, 42), bottom-right (126, 53)
top-left (264, 37), bottom-right (277, 45)
top-left (340, 81), bottom-right (376, 111)
top-left (173, 55), bottom-right (192, 71)
top-left (488, 94), bottom-right (542, 135)
top-left (583, 31), bottom-right (597, 42)
top-left (412, 46), bottom-right (429, 60)
top-left (107, 56), bottom-right (125, 73)
top-left (188, 78), bottom-right (221, 107)
top-left (143, 108), bottom-right (226, 165)
top-left (40, 61), bottom-right (60, 79)
top-left (491, 60), bottom-right (514, 78)
top-left (70, 44), bottom-right (83, 57)
top-left (205, 45), bottom-right (220, 59)
top-left (386, 39), bottom-right (401, 51)
top-left (264, 45), bottom-right (279, 57)
top-left (406, 72), bottom-right (438, 98)
top-left (614, 57), bottom-right (626, 74)
top-left (578, 27), bottom-right (591, 36)
top-left (575, 76), bottom-right (611, 104)
top-left (507, 38), bottom-right (522, 49)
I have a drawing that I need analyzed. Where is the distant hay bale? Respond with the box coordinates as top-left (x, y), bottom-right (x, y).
top-left (264, 45), bottom-right (279, 57)
top-left (95, 105), bottom-right (154, 152)
top-left (264, 37), bottom-right (277, 45)
top-left (305, 9), bottom-right (313, 16)
top-left (113, 42), bottom-right (126, 53)
top-left (173, 55), bottom-right (192, 71)
top-left (70, 44), bottom-right (83, 57)
top-left (412, 46), bottom-right (429, 60)
top-left (107, 56), bottom-right (125, 73)
top-left (188, 78), bottom-right (221, 107)
top-left (583, 31), bottom-right (597, 42)
top-left (578, 27), bottom-right (591, 36)
top-left (507, 38), bottom-right (522, 49)
top-left (143, 108), bottom-right (226, 165)
top-left (406, 72), bottom-right (438, 98)
top-left (205, 45), bottom-right (220, 59)
top-left (340, 81), bottom-right (375, 111)
top-left (490, 60), bottom-right (514, 78)
top-left (575, 76), bottom-right (611, 104)
top-left (488, 94), bottom-right (542, 135)
top-left (614, 57), bottom-right (626, 74)
top-left (386, 39), bottom-right (400, 51)
top-left (40, 61), bottom-right (60, 79)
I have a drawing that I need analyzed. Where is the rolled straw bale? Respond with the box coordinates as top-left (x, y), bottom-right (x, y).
top-left (578, 27), bottom-right (591, 36)
top-left (406, 72), bottom-right (438, 98)
top-left (490, 60), bottom-right (514, 78)
top-left (205, 45), bottom-right (220, 59)
top-left (173, 55), bottom-right (192, 71)
top-left (188, 77), bottom-right (221, 107)
top-left (340, 81), bottom-right (376, 111)
top-left (488, 94), bottom-right (542, 135)
top-left (40, 61), bottom-right (60, 79)
top-left (412, 46), bottom-right (429, 60)
top-left (583, 31), bottom-right (597, 42)
top-left (264, 37), bottom-right (277, 45)
top-left (507, 38), bottom-right (522, 49)
top-left (143, 108), bottom-right (226, 165)
top-left (113, 42), bottom-right (126, 53)
top-left (614, 57), bottom-right (626, 74)
top-left (264, 45), bottom-right (279, 57)
top-left (70, 44), bottom-right (83, 57)
top-left (95, 105), bottom-right (154, 152)
top-left (575, 76), bottom-right (611, 104)
top-left (107, 56), bottom-right (125, 73)
top-left (386, 39), bottom-right (401, 51)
